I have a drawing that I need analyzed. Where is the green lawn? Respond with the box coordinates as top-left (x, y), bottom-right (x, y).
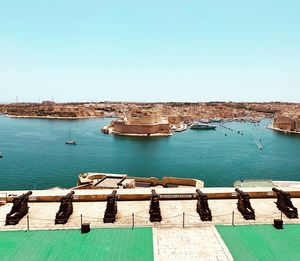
top-left (216, 224), bottom-right (300, 261)
top-left (0, 227), bottom-right (153, 261)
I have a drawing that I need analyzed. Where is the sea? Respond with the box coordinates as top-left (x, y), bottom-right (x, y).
top-left (0, 116), bottom-right (300, 190)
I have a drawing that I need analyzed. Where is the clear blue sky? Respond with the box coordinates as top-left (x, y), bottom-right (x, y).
top-left (0, 1), bottom-right (299, 103)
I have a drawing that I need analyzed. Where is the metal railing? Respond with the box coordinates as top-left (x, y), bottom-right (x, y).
top-left (1, 210), bottom-right (297, 232)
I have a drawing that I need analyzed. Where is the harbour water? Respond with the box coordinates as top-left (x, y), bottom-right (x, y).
top-left (0, 116), bottom-right (300, 190)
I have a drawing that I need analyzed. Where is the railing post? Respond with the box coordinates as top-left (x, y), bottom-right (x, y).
top-left (132, 213), bottom-right (134, 229)
top-left (80, 214), bottom-right (83, 227)
top-left (232, 211), bottom-right (235, 226)
top-left (27, 215), bottom-right (30, 231)
top-left (183, 212), bottom-right (185, 228)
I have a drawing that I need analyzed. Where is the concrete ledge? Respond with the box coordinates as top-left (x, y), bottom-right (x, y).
top-left (2, 186), bottom-right (300, 203)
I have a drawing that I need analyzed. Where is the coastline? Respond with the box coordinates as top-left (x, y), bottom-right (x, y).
top-left (267, 124), bottom-right (300, 135)
top-left (5, 115), bottom-right (103, 120)
top-left (111, 131), bottom-right (172, 137)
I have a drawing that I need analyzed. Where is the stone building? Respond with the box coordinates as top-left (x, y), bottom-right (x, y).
top-left (110, 113), bottom-right (171, 136)
top-left (273, 115), bottom-right (297, 131)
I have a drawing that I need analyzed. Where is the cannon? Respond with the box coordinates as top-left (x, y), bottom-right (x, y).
top-left (103, 190), bottom-right (118, 223)
top-left (272, 188), bottom-right (298, 219)
top-left (235, 188), bottom-right (255, 220)
top-left (6, 191), bottom-right (32, 225)
top-left (196, 189), bottom-right (212, 221)
top-left (55, 191), bottom-right (75, 224)
top-left (149, 189), bottom-right (162, 222)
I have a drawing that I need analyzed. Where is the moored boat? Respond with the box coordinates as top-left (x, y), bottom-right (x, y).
top-left (65, 140), bottom-right (77, 145)
top-left (190, 122), bottom-right (216, 130)
top-left (65, 127), bottom-right (77, 145)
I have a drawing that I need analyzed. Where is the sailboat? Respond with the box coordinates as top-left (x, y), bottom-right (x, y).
top-left (65, 128), bottom-right (77, 145)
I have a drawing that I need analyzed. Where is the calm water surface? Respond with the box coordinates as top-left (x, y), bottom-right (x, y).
top-left (0, 116), bottom-right (300, 190)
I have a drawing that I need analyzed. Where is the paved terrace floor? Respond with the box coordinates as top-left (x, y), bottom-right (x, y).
top-left (1, 198), bottom-right (300, 230)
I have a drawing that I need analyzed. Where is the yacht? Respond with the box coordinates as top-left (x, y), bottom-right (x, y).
top-left (190, 122), bottom-right (217, 130)
top-left (65, 128), bottom-right (77, 145)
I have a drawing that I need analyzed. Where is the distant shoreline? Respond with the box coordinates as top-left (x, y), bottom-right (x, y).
top-left (5, 115), bottom-right (103, 120)
top-left (267, 125), bottom-right (300, 135)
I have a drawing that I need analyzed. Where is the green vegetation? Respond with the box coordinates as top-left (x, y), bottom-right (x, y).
top-left (216, 224), bottom-right (300, 261)
top-left (0, 227), bottom-right (153, 261)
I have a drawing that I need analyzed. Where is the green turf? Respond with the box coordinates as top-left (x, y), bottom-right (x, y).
top-left (0, 227), bottom-right (153, 261)
top-left (216, 224), bottom-right (300, 261)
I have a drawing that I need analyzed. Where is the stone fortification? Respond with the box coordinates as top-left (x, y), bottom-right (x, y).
top-left (272, 114), bottom-right (300, 132)
top-left (110, 113), bottom-right (171, 136)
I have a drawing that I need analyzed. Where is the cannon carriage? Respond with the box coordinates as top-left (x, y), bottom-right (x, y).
top-left (6, 191), bottom-right (32, 225)
top-left (103, 190), bottom-right (118, 223)
top-left (196, 189), bottom-right (212, 221)
top-left (149, 189), bottom-right (162, 222)
top-left (235, 188), bottom-right (255, 220)
top-left (272, 188), bottom-right (298, 219)
top-left (55, 191), bottom-right (75, 224)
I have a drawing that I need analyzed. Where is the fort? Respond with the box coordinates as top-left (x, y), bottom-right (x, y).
top-left (269, 114), bottom-right (300, 134)
top-left (104, 113), bottom-right (172, 136)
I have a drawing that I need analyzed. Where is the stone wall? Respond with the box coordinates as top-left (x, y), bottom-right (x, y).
top-left (273, 116), bottom-right (295, 131)
top-left (127, 115), bottom-right (162, 125)
top-left (296, 116), bottom-right (300, 132)
top-left (113, 120), bottom-right (170, 135)
top-left (168, 115), bottom-right (193, 124)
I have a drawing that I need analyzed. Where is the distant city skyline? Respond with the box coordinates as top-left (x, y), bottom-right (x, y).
top-left (0, 1), bottom-right (300, 103)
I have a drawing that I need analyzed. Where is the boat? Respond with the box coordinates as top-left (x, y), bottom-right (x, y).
top-left (170, 125), bottom-right (177, 131)
top-left (0, 152), bottom-right (3, 159)
top-left (210, 118), bottom-right (222, 123)
top-left (65, 128), bottom-right (77, 145)
top-left (65, 140), bottom-right (77, 145)
top-left (190, 122), bottom-right (217, 130)
top-left (174, 123), bottom-right (188, 132)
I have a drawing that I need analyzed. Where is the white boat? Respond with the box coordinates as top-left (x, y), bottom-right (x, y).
top-left (65, 128), bottom-right (77, 145)
top-left (65, 140), bottom-right (77, 145)
top-left (174, 123), bottom-right (188, 132)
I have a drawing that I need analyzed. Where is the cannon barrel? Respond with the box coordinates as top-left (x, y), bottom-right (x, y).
top-left (16, 191), bottom-right (32, 200)
top-left (196, 189), bottom-right (206, 197)
top-left (272, 187), bottom-right (290, 197)
top-left (22, 191), bottom-right (33, 197)
top-left (110, 190), bottom-right (117, 197)
top-left (13, 191), bottom-right (32, 204)
top-left (235, 188), bottom-right (245, 195)
top-left (272, 187), bottom-right (282, 193)
top-left (62, 191), bottom-right (74, 200)
top-left (151, 189), bottom-right (159, 197)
